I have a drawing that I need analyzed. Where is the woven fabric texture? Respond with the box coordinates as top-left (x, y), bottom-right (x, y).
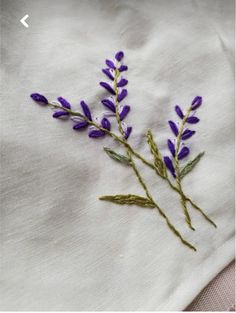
top-left (187, 260), bottom-right (235, 311)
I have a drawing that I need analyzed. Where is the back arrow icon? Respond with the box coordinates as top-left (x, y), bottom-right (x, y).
top-left (20, 14), bottom-right (29, 28)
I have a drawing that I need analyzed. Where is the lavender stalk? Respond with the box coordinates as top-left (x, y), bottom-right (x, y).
top-left (162, 97), bottom-right (217, 229)
top-left (98, 52), bottom-right (196, 251)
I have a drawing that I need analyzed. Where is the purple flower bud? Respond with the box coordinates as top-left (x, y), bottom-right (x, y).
top-left (164, 156), bottom-right (176, 178)
top-left (115, 51), bottom-right (124, 62)
top-left (102, 68), bottom-right (114, 81)
top-left (182, 129), bottom-right (196, 140)
top-left (117, 78), bottom-right (128, 87)
top-left (186, 116), bottom-right (200, 124)
top-left (105, 59), bottom-right (116, 69)
top-left (191, 96), bottom-right (202, 110)
top-left (178, 146), bottom-right (190, 160)
top-left (117, 89), bottom-right (127, 102)
top-left (30, 93), bottom-right (48, 105)
top-left (119, 105), bottom-right (130, 121)
top-left (118, 65), bottom-right (128, 72)
top-left (168, 120), bottom-right (179, 136)
top-left (167, 139), bottom-right (175, 157)
top-left (88, 129), bottom-right (105, 138)
top-left (100, 82), bottom-right (116, 95)
top-left (57, 97), bottom-right (71, 109)
top-left (175, 105), bottom-right (184, 119)
top-left (101, 117), bottom-right (111, 130)
top-left (80, 100), bottom-right (92, 121)
top-left (73, 121), bottom-right (88, 130)
top-left (101, 99), bottom-right (116, 113)
top-left (125, 126), bottom-right (132, 139)
top-left (52, 111), bottom-right (69, 118)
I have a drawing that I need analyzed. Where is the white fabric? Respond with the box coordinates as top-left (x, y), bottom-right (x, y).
top-left (0, 0), bottom-right (235, 310)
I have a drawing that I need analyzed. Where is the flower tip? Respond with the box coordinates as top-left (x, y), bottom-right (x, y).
top-left (115, 51), bottom-right (124, 62)
top-left (30, 93), bottom-right (48, 105)
top-left (191, 96), bottom-right (202, 110)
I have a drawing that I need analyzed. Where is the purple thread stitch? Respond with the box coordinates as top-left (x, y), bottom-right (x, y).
top-left (100, 82), bottom-right (116, 95)
top-left (105, 59), bottom-right (116, 69)
top-left (80, 100), bottom-right (92, 121)
top-left (168, 120), bottom-right (179, 136)
top-left (117, 89), bottom-right (128, 102)
top-left (30, 93), bottom-right (48, 105)
top-left (53, 111), bottom-right (69, 118)
top-left (115, 51), bottom-right (124, 62)
top-left (100, 51), bottom-right (132, 140)
top-left (164, 96), bottom-right (203, 178)
top-left (101, 99), bottom-right (116, 113)
top-left (57, 97), bottom-right (71, 109)
top-left (102, 69), bottom-right (114, 81)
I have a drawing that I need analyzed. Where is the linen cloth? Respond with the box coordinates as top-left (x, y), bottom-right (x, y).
top-left (0, 0), bottom-right (235, 310)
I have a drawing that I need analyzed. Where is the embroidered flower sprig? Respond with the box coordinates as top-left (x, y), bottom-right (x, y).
top-left (161, 97), bottom-right (216, 230)
top-left (30, 51), bottom-right (217, 251)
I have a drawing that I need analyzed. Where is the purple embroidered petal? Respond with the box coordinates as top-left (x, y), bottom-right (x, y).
top-left (53, 111), bottom-right (69, 118)
top-left (30, 93), bottom-right (48, 105)
top-left (105, 59), bottom-right (116, 69)
top-left (101, 99), bottom-right (116, 112)
top-left (167, 139), bottom-right (175, 157)
top-left (102, 68), bottom-right (114, 81)
top-left (73, 121), bottom-right (88, 130)
top-left (119, 105), bottom-right (130, 121)
top-left (178, 146), bottom-right (190, 160)
top-left (100, 82), bottom-right (116, 95)
top-left (57, 97), bottom-right (71, 109)
top-left (117, 78), bottom-right (128, 87)
top-left (101, 117), bottom-right (111, 130)
top-left (191, 96), bottom-right (202, 110)
top-left (115, 51), bottom-right (124, 62)
top-left (88, 129), bottom-right (105, 138)
top-left (125, 126), bottom-right (132, 139)
top-left (80, 100), bottom-right (92, 121)
top-left (117, 89), bottom-right (128, 102)
top-left (182, 129), bottom-right (196, 140)
top-left (186, 116), bottom-right (200, 124)
top-left (118, 65), bottom-right (128, 72)
top-left (175, 105), bottom-right (184, 119)
top-left (168, 120), bottom-right (179, 136)
top-left (163, 156), bottom-right (176, 178)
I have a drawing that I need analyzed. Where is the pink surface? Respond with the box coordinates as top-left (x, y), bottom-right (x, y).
top-left (186, 260), bottom-right (235, 311)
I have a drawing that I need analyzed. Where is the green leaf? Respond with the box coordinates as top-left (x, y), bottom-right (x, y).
top-left (99, 194), bottom-right (156, 208)
top-left (180, 152), bottom-right (205, 179)
top-left (146, 129), bottom-right (166, 177)
top-left (104, 147), bottom-right (131, 165)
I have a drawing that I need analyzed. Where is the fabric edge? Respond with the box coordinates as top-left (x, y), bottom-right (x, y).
top-left (156, 236), bottom-right (235, 311)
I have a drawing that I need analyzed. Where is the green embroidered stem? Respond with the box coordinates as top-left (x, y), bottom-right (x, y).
top-left (127, 148), bottom-right (196, 251)
top-left (111, 67), bottom-right (196, 251)
top-left (173, 107), bottom-right (195, 230)
top-left (185, 197), bottom-right (217, 228)
top-left (48, 103), bottom-right (216, 229)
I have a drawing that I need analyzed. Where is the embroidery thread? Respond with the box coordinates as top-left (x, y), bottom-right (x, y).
top-left (30, 51), bottom-right (217, 251)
